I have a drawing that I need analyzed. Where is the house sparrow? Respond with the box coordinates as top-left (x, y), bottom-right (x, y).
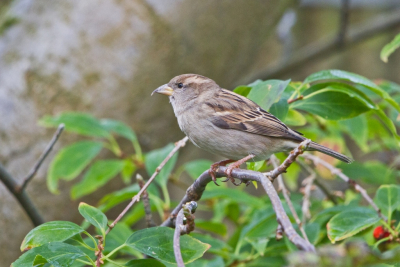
top-left (152, 74), bottom-right (352, 185)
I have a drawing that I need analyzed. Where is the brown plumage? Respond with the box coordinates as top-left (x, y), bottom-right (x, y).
top-left (152, 74), bottom-right (353, 170)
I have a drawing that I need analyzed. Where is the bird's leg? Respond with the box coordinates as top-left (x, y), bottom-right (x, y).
top-left (209, 159), bottom-right (235, 186)
top-left (222, 154), bottom-right (256, 186)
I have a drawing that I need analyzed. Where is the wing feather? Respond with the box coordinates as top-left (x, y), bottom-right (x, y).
top-left (205, 89), bottom-right (304, 141)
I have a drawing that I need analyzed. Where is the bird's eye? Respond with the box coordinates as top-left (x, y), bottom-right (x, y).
top-left (177, 83), bottom-right (183, 88)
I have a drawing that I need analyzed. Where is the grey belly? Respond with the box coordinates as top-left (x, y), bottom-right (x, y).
top-left (183, 120), bottom-right (297, 161)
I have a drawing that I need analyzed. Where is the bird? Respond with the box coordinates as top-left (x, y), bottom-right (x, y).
top-left (152, 74), bottom-right (353, 185)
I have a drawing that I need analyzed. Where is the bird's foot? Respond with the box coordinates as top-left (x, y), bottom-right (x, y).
top-left (221, 154), bottom-right (255, 186)
top-left (208, 159), bottom-right (235, 186)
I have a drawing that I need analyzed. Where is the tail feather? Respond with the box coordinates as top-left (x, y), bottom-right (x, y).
top-left (307, 142), bottom-right (353, 163)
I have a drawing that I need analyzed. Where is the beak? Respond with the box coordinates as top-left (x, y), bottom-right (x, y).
top-left (151, 84), bottom-right (174, 96)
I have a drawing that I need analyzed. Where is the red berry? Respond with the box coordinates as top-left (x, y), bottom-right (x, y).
top-left (373, 226), bottom-right (390, 240)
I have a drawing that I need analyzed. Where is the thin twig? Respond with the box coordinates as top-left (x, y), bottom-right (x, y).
top-left (265, 139), bottom-right (311, 181)
top-left (163, 141), bottom-right (315, 252)
top-left (136, 174), bottom-right (155, 227)
top-left (301, 173), bottom-right (316, 225)
top-left (174, 209), bottom-right (185, 267)
top-left (298, 160), bottom-right (338, 205)
top-left (18, 124), bottom-right (65, 192)
top-left (287, 95), bottom-right (303, 104)
top-left (271, 155), bottom-right (310, 243)
top-left (239, 9), bottom-right (400, 83)
top-left (106, 136), bottom-right (189, 234)
top-left (0, 164), bottom-right (44, 226)
top-left (0, 125), bottom-right (64, 226)
top-left (302, 154), bottom-right (386, 221)
top-left (337, 0), bottom-right (350, 47)
top-left (95, 235), bottom-right (104, 267)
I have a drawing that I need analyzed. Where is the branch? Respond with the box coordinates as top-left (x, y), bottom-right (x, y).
top-left (302, 154), bottom-right (385, 221)
top-left (271, 155), bottom-right (310, 243)
top-left (19, 124), bottom-right (65, 192)
top-left (0, 164), bottom-right (44, 226)
top-left (106, 136), bottom-right (189, 234)
top-left (136, 174), bottom-right (155, 227)
top-left (0, 125), bottom-right (65, 226)
top-left (239, 9), bottom-right (400, 83)
top-left (337, 0), bottom-right (350, 47)
top-left (301, 173), bottom-right (316, 224)
top-left (173, 201), bottom-right (197, 267)
top-left (163, 141), bottom-right (315, 252)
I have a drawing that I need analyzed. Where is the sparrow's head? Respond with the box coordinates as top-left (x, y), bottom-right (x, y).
top-left (152, 74), bottom-right (219, 102)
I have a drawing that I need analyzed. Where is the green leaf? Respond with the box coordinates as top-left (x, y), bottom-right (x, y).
top-left (338, 161), bottom-right (397, 185)
top-left (339, 115), bottom-right (368, 151)
top-left (381, 33), bottom-right (400, 62)
top-left (195, 220), bottom-right (227, 236)
top-left (247, 79), bottom-right (290, 111)
top-left (21, 221), bottom-right (84, 251)
top-left (145, 143), bottom-right (178, 187)
top-left (71, 159), bottom-right (125, 199)
top-left (100, 119), bottom-right (137, 142)
top-left (189, 233), bottom-right (231, 254)
top-left (78, 203), bottom-right (108, 234)
top-left (374, 185), bottom-right (400, 218)
top-left (304, 69), bottom-right (400, 113)
top-left (327, 207), bottom-right (380, 243)
top-left (125, 227), bottom-right (210, 264)
top-left (184, 160), bottom-right (213, 180)
top-left (104, 223), bottom-right (141, 258)
top-left (47, 141), bottom-right (103, 193)
top-left (39, 112), bottom-right (110, 138)
top-left (246, 160), bottom-right (265, 171)
top-left (33, 255), bottom-right (48, 267)
top-left (12, 242), bottom-right (86, 267)
top-left (269, 98), bottom-right (289, 121)
top-left (233, 86), bottom-right (252, 97)
top-left (121, 159), bottom-right (136, 184)
top-left (125, 259), bottom-right (166, 267)
top-left (292, 87), bottom-right (371, 120)
top-left (284, 109), bottom-right (306, 126)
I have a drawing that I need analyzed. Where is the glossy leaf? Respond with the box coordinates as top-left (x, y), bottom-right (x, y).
top-left (339, 115), bottom-right (368, 151)
top-left (100, 119), bottom-right (137, 142)
top-left (292, 89), bottom-right (371, 120)
top-left (21, 221), bottom-right (84, 251)
top-left (125, 227), bottom-right (210, 264)
top-left (269, 98), bottom-right (289, 121)
top-left (327, 207), bottom-right (380, 243)
top-left (380, 33), bottom-right (400, 62)
top-left (12, 242), bottom-right (86, 267)
top-left (184, 160), bottom-right (213, 180)
top-left (233, 86), bottom-right (252, 97)
top-left (374, 185), bottom-right (400, 217)
top-left (78, 203), bottom-right (108, 234)
top-left (47, 141), bottom-right (103, 193)
top-left (71, 159), bottom-right (125, 199)
top-left (247, 79), bottom-right (290, 111)
top-left (40, 112), bottom-right (110, 138)
top-left (190, 233), bottom-right (231, 254)
top-left (145, 143), bottom-right (178, 187)
top-left (304, 69), bottom-right (400, 113)
top-left (195, 220), bottom-right (227, 236)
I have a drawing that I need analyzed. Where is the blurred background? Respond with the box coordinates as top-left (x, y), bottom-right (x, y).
top-left (1, 0), bottom-right (400, 264)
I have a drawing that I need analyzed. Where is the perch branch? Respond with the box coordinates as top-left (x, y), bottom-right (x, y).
top-left (19, 124), bottom-right (65, 192)
top-left (239, 9), bottom-right (400, 83)
top-left (163, 140), bottom-right (315, 252)
top-left (106, 136), bottom-right (189, 234)
top-left (271, 155), bottom-right (310, 242)
top-left (302, 154), bottom-right (385, 221)
top-left (173, 201), bottom-right (197, 267)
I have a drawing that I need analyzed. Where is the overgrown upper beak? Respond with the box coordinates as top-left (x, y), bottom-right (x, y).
top-left (151, 84), bottom-right (174, 96)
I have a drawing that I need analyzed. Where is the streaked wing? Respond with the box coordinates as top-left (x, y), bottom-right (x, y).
top-left (205, 89), bottom-right (304, 141)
